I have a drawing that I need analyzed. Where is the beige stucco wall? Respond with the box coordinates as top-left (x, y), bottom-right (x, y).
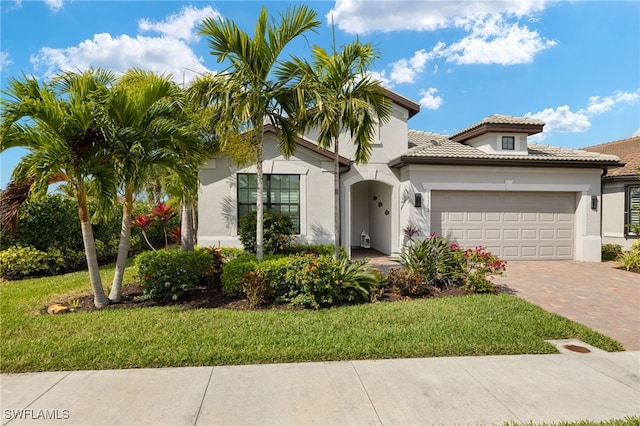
top-left (399, 165), bottom-right (604, 262)
top-left (466, 132), bottom-right (529, 155)
top-left (601, 181), bottom-right (636, 250)
top-left (197, 133), bottom-right (336, 248)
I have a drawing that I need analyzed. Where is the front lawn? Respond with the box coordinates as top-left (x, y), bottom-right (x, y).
top-left (0, 263), bottom-right (623, 373)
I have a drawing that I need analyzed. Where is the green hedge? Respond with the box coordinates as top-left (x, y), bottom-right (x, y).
top-left (221, 253), bottom-right (384, 309)
top-left (135, 248), bottom-right (220, 301)
top-left (0, 194), bottom-right (179, 279)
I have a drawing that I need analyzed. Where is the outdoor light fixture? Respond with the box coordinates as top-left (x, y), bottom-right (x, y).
top-left (415, 193), bottom-right (422, 208)
top-left (591, 196), bottom-right (598, 210)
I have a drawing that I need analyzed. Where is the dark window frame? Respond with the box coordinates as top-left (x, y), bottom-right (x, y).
top-left (625, 184), bottom-right (640, 237)
top-left (502, 136), bottom-right (515, 150)
top-left (237, 173), bottom-right (300, 234)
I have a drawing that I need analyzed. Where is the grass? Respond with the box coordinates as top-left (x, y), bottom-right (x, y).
top-left (0, 263), bottom-right (624, 373)
top-left (507, 418), bottom-right (640, 426)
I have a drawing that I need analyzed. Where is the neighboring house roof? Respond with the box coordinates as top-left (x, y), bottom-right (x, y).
top-left (450, 114), bottom-right (545, 142)
top-left (389, 129), bottom-right (621, 169)
top-left (582, 137), bottom-right (640, 178)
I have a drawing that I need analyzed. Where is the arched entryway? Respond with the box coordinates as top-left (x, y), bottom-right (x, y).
top-left (347, 179), bottom-right (394, 255)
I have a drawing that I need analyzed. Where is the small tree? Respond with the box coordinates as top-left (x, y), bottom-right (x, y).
top-left (199, 5), bottom-right (320, 260)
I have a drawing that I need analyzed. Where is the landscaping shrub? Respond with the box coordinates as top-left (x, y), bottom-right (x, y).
top-left (399, 235), bottom-right (465, 288)
top-left (222, 253), bottom-right (383, 309)
top-left (602, 243), bottom-right (623, 261)
top-left (0, 245), bottom-right (65, 280)
top-left (218, 247), bottom-right (247, 262)
top-left (221, 254), bottom-right (260, 297)
top-left (238, 210), bottom-right (295, 254)
top-left (459, 247), bottom-right (506, 293)
top-left (386, 267), bottom-right (431, 297)
top-left (283, 243), bottom-right (345, 257)
top-left (0, 194), bottom-right (175, 277)
top-left (617, 240), bottom-right (640, 272)
top-left (398, 234), bottom-right (505, 294)
top-left (8, 195), bottom-right (82, 252)
top-left (135, 248), bottom-right (215, 301)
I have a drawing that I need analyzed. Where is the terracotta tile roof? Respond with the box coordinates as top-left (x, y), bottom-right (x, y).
top-left (397, 129), bottom-right (621, 166)
top-left (582, 137), bottom-right (640, 177)
top-left (450, 114), bottom-right (545, 141)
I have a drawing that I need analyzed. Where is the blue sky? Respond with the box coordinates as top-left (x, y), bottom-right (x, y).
top-left (1, 0), bottom-right (639, 189)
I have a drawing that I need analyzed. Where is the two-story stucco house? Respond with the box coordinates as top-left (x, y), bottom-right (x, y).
top-left (198, 91), bottom-right (620, 261)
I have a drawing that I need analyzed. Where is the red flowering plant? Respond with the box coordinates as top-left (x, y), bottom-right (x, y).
top-left (403, 223), bottom-right (421, 242)
top-left (458, 246), bottom-right (507, 293)
top-left (150, 202), bottom-right (177, 248)
top-left (132, 214), bottom-right (156, 252)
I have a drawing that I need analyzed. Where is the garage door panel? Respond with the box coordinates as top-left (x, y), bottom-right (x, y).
top-left (432, 191), bottom-right (575, 260)
top-left (539, 229), bottom-right (556, 239)
top-left (557, 229), bottom-right (573, 240)
top-left (485, 229), bottom-right (501, 240)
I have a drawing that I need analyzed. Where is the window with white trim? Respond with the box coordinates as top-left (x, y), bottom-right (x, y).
top-left (237, 174), bottom-right (300, 233)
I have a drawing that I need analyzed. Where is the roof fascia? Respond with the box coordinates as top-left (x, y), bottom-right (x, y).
top-left (451, 124), bottom-right (544, 142)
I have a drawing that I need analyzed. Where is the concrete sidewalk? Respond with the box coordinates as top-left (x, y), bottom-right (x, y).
top-left (2, 344), bottom-right (639, 425)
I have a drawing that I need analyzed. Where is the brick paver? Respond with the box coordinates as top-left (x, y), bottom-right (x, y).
top-left (493, 261), bottom-right (640, 351)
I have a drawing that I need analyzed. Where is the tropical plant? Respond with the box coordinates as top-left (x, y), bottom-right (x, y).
top-left (135, 248), bottom-right (215, 301)
top-left (0, 69), bottom-right (116, 307)
top-left (238, 210), bottom-right (295, 254)
top-left (105, 69), bottom-right (195, 302)
top-left (279, 39), bottom-right (391, 259)
top-left (199, 5), bottom-right (320, 260)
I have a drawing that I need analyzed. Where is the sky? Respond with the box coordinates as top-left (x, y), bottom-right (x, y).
top-left (1, 0), bottom-right (639, 189)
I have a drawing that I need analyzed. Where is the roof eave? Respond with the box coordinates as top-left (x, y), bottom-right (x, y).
top-left (389, 156), bottom-right (622, 169)
top-left (451, 124), bottom-right (544, 142)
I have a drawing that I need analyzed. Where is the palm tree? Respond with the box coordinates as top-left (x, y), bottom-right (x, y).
top-left (106, 69), bottom-right (196, 303)
top-left (0, 69), bottom-right (116, 308)
top-left (199, 5), bottom-right (320, 260)
top-left (279, 40), bottom-right (391, 259)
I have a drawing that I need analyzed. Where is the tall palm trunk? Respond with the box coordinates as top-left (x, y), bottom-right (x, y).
top-left (77, 188), bottom-right (110, 308)
top-left (255, 122), bottom-right (265, 260)
top-left (333, 136), bottom-right (341, 260)
top-left (181, 203), bottom-right (195, 251)
top-left (110, 188), bottom-right (133, 303)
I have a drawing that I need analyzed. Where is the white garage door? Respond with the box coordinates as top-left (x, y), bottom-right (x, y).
top-left (431, 191), bottom-right (575, 260)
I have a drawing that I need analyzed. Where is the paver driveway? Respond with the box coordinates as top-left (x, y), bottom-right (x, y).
top-left (493, 261), bottom-right (640, 351)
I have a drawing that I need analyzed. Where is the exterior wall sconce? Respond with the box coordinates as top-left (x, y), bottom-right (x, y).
top-left (415, 193), bottom-right (422, 208)
top-left (591, 196), bottom-right (598, 210)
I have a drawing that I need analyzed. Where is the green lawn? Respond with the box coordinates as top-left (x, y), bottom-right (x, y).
top-left (0, 263), bottom-right (624, 373)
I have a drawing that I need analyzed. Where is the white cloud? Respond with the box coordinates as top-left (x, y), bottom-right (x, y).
top-left (525, 88), bottom-right (640, 138)
top-left (440, 16), bottom-right (556, 65)
top-left (31, 33), bottom-right (211, 83)
top-left (633, 128), bottom-right (640, 137)
top-left (44, 0), bottom-right (63, 13)
top-left (418, 87), bottom-right (443, 110)
top-left (138, 5), bottom-right (220, 42)
top-left (525, 105), bottom-right (590, 133)
top-left (368, 70), bottom-right (392, 87)
top-left (0, 51), bottom-right (13, 71)
top-left (29, 6), bottom-right (219, 84)
top-left (389, 49), bottom-right (430, 84)
top-left (328, 0), bottom-right (553, 34)
top-left (580, 89), bottom-right (640, 116)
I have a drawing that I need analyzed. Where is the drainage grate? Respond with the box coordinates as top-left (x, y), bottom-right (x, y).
top-left (563, 344), bottom-right (591, 353)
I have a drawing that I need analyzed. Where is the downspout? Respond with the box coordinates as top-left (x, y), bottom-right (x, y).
top-left (339, 161), bottom-right (353, 259)
top-left (599, 167), bottom-right (608, 246)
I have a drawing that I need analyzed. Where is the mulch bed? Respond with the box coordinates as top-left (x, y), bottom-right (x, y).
top-left (47, 283), bottom-right (473, 314)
